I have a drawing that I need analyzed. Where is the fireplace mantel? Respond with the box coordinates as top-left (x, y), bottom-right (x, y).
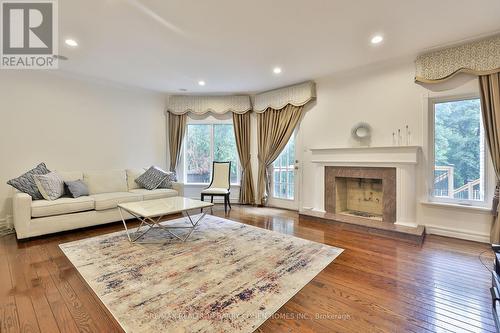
top-left (306, 145), bottom-right (422, 227)
top-left (310, 146), bottom-right (421, 165)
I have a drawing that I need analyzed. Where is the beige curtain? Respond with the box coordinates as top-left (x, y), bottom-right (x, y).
top-left (257, 104), bottom-right (304, 205)
top-left (479, 73), bottom-right (500, 243)
top-left (168, 112), bottom-right (187, 172)
top-left (232, 112), bottom-right (255, 204)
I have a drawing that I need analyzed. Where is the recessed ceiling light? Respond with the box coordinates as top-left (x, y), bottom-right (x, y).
top-left (371, 35), bottom-right (383, 45)
top-left (65, 39), bottom-right (78, 47)
top-left (273, 67), bottom-right (282, 74)
top-left (198, 80), bottom-right (205, 86)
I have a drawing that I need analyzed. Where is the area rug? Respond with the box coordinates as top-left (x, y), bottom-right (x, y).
top-left (59, 215), bottom-right (343, 332)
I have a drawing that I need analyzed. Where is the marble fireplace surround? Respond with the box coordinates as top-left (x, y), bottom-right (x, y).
top-left (325, 167), bottom-right (396, 223)
top-left (308, 146), bottom-right (421, 228)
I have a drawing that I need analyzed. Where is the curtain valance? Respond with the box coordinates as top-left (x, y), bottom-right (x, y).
top-left (415, 35), bottom-right (500, 84)
top-left (167, 95), bottom-right (252, 115)
top-left (253, 81), bottom-right (316, 112)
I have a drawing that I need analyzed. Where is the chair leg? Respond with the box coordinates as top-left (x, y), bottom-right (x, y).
top-left (200, 194), bottom-right (204, 213)
top-left (224, 195), bottom-right (228, 213)
top-left (210, 196), bottom-right (214, 203)
top-left (227, 194), bottom-right (232, 210)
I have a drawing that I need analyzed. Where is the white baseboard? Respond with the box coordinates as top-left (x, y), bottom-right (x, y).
top-left (394, 221), bottom-right (419, 228)
top-left (425, 224), bottom-right (490, 243)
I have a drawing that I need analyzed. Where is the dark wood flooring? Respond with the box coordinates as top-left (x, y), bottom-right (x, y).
top-left (0, 205), bottom-right (495, 333)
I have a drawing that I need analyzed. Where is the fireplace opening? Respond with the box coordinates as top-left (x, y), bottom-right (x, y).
top-left (335, 177), bottom-right (383, 221)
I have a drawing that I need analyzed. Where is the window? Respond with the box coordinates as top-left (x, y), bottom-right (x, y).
top-left (272, 135), bottom-right (295, 200)
top-left (430, 97), bottom-right (485, 204)
top-left (184, 124), bottom-right (239, 184)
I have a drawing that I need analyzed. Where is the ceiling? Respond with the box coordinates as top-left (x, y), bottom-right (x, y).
top-left (58, 0), bottom-right (500, 93)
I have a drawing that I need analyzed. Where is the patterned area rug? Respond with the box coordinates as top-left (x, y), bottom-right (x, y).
top-left (60, 215), bottom-right (343, 332)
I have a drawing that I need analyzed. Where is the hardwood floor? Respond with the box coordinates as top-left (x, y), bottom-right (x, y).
top-left (0, 205), bottom-right (495, 333)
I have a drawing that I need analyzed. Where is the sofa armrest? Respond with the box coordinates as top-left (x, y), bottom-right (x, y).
top-left (13, 192), bottom-right (32, 239)
top-left (172, 182), bottom-right (184, 196)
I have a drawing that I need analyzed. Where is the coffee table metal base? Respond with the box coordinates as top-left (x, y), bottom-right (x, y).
top-left (119, 207), bottom-right (207, 243)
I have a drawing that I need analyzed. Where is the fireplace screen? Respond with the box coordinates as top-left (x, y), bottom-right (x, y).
top-left (334, 177), bottom-right (383, 221)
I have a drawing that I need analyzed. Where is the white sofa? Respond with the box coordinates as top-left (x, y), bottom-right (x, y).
top-left (12, 169), bottom-right (183, 239)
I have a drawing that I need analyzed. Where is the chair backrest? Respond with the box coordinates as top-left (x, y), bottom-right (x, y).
top-left (209, 161), bottom-right (231, 189)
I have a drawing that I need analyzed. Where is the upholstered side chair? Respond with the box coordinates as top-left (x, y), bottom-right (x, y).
top-left (201, 161), bottom-right (232, 213)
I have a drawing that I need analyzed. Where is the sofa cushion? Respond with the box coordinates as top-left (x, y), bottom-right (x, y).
top-left (201, 187), bottom-right (230, 194)
top-left (34, 171), bottom-right (65, 201)
top-left (65, 180), bottom-right (89, 198)
top-left (135, 166), bottom-right (167, 190)
top-left (158, 171), bottom-right (177, 189)
top-left (84, 170), bottom-right (128, 194)
top-left (129, 188), bottom-right (178, 200)
top-left (90, 192), bottom-right (143, 211)
top-left (126, 168), bottom-right (146, 190)
top-left (7, 162), bottom-right (50, 200)
top-left (31, 196), bottom-right (95, 218)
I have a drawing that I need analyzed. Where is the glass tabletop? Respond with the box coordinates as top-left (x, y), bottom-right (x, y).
top-left (118, 196), bottom-right (214, 218)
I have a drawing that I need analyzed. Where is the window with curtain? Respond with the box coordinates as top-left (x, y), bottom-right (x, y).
top-left (430, 97), bottom-right (487, 205)
top-left (271, 135), bottom-right (295, 200)
top-left (184, 124), bottom-right (240, 185)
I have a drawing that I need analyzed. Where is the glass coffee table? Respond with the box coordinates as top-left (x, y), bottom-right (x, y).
top-left (118, 197), bottom-right (214, 243)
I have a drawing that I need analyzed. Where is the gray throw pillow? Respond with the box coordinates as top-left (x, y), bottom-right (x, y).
top-left (7, 163), bottom-right (50, 200)
top-left (158, 171), bottom-right (177, 189)
top-left (34, 171), bottom-right (65, 201)
top-left (135, 166), bottom-right (167, 190)
top-left (65, 180), bottom-right (89, 198)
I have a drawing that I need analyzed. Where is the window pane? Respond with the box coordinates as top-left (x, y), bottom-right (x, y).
top-left (272, 135), bottom-right (296, 200)
top-left (280, 171), bottom-right (287, 184)
top-left (281, 151), bottom-right (287, 167)
top-left (274, 170), bottom-right (280, 183)
top-left (213, 124), bottom-right (239, 184)
top-left (433, 98), bottom-right (484, 201)
top-left (274, 182), bottom-right (280, 197)
top-left (273, 155), bottom-right (281, 168)
top-left (185, 125), bottom-right (211, 183)
top-left (287, 136), bottom-right (295, 167)
top-left (280, 183), bottom-right (287, 198)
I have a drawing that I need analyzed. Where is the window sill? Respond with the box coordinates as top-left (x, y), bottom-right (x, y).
top-left (420, 200), bottom-right (492, 213)
top-left (271, 196), bottom-right (295, 202)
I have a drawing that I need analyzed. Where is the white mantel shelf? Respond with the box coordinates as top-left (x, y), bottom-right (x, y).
top-left (309, 145), bottom-right (422, 165)
top-left (309, 145), bottom-right (421, 152)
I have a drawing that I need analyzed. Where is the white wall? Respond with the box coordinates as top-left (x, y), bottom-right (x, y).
top-left (299, 60), bottom-right (494, 243)
top-left (0, 71), bottom-right (166, 223)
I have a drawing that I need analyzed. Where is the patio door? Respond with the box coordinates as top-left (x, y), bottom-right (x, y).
top-left (267, 132), bottom-right (300, 210)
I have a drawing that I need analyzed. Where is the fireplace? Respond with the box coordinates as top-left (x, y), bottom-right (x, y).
top-left (335, 177), bottom-right (383, 221)
top-left (325, 167), bottom-right (396, 223)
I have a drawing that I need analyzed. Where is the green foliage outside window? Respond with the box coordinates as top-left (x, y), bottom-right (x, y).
top-left (434, 98), bottom-right (483, 200)
top-left (185, 124), bottom-right (239, 184)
